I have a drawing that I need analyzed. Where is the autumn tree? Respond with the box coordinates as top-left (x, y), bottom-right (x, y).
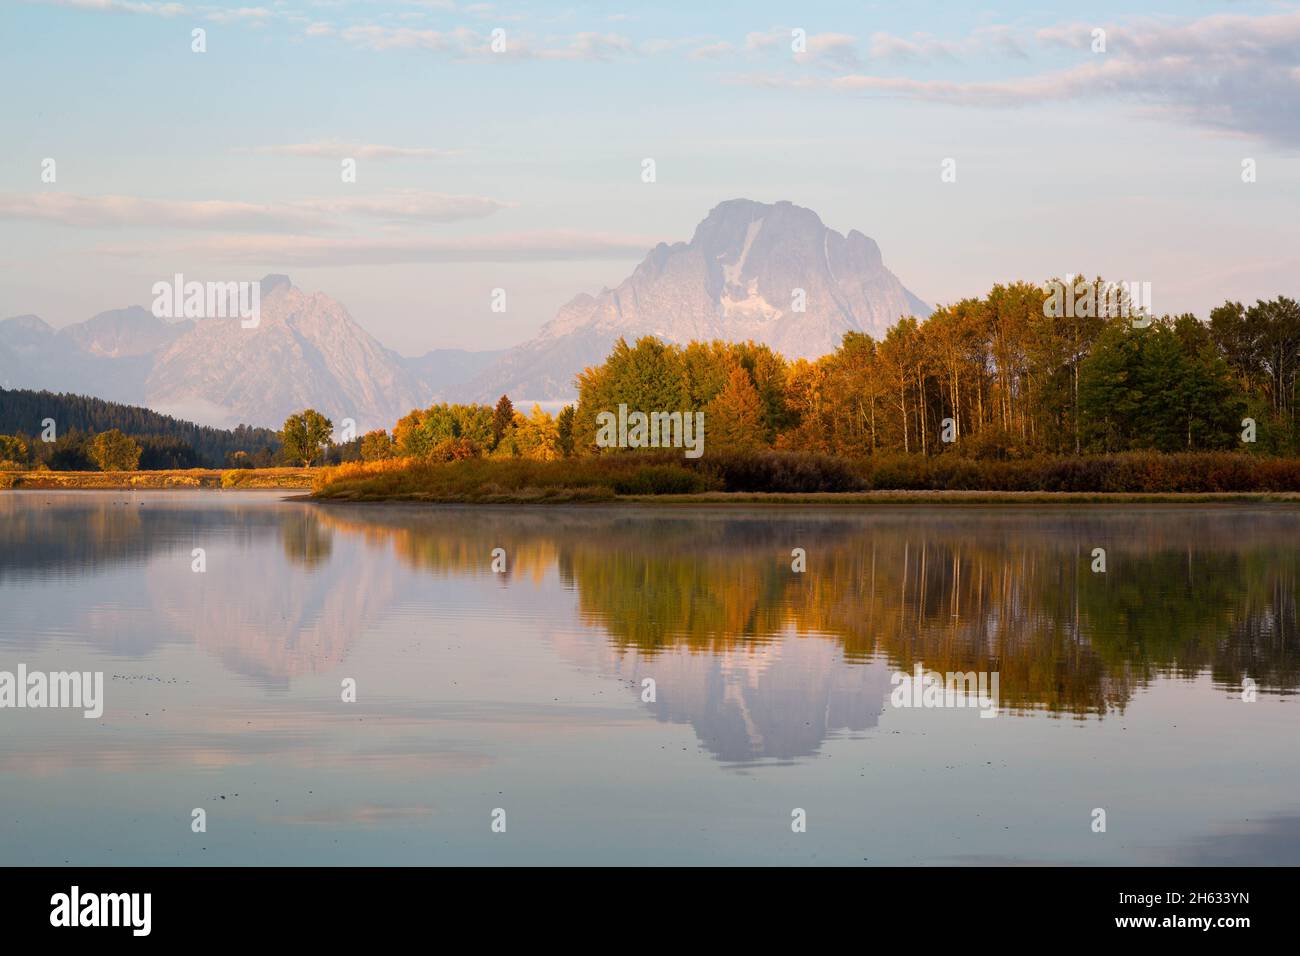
top-left (516, 404), bottom-right (560, 460)
top-left (575, 337), bottom-right (689, 451)
top-left (555, 405), bottom-right (576, 457)
top-left (89, 429), bottom-right (142, 471)
top-left (280, 410), bottom-right (333, 467)
top-left (492, 395), bottom-right (515, 449)
top-left (705, 364), bottom-right (766, 450)
top-left (876, 318), bottom-right (923, 453)
top-left (0, 434), bottom-right (28, 466)
top-left (776, 358), bottom-right (834, 453)
top-left (360, 430), bottom-right (396, 461)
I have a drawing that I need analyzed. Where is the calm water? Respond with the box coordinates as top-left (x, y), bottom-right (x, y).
top-left (1, 491), bottom-right (1298, 865)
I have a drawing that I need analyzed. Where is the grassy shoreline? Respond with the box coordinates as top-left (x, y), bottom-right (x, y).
top-left (5, 467), bottom-right (1299, 504)
top-left (306, 452), bottom-right (1300, 505)
top-left (0, 468), bottom-right (314, 490)
top-left (306, 489), bottom-right (1300, 506)
top-left (12, 452), bottom-right (1300, 504)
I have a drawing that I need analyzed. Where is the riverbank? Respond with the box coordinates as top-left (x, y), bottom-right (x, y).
top-left (307, 451), bottom-right (1300, 503)
top-left (0, 468), bottom-right (314, 490)
top-left (307, 489), bottom-right (1300, 506)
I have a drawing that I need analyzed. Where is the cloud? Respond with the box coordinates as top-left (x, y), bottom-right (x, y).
top-left (866, 25), bottom-right (1028, 62)
top-left (0, 193), bottom-right (321, 231)
top-left (742, 27), bottom-right (860, 67)
top-left (204, 6), bottom-right (272, 25)
top-left (27, 0), bottom-right (185, 15)
top-left (867, 31), bottom-right (961, 62)
top-left (298, 191), bottom-right (513, 222)
top-left (691, 41), bottom-right (734, 60)
top-left (331, 24), bottom-right (638, 61)
top-left (738, 10), bottom-right (1300, 146)
top-left (1037, 12), bottom-right (1300, 59)
top-left (738, 27), bottom-right (857, 67)
top-left (245, 140), bottom-right (456, 160)
top-left (96, 231), bottom-right (659, 266)
top-left (800, 32), bottom-right (859, 68)
top-left (551, 32), bottom-right (636, 61)
top-left (0, 191), bottom-right (509, 230)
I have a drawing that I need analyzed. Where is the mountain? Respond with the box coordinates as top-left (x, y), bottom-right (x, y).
top-left (402, 347), bottom-right (508, 394)
top-left (3, 200), bottom-right (927, 425)
top-left (57, 306), bottom-right (192, 358)
top-left (0, 277), bottom-right (431, 431)
top-left (0, 316), bottom-right (55, 390)
top-left (455, 199), bottom-right (929, 403)
top-left (144, 278), bottom-right (425, 430)
top-left (0, 310), bottom-right (165, 404)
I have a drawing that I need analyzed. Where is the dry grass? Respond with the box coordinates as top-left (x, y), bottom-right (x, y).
top-left (311, 456), bottom-right (716, 501)
top-left (0, 468), bottom-right (314, 490)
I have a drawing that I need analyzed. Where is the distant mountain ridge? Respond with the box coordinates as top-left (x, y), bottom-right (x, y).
top-left (454, 198), bottom-right (929, 402)
top-left (2, 199), bottom-right (927, 426)
top-left (0, 279), bottom-right (486, 431)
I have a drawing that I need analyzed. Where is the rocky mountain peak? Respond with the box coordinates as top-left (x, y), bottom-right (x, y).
top-left (458, 199), bottom-right (929, 403)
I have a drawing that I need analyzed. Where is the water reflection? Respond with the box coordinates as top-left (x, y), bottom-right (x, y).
top-left (3, 495), bottom-right (1298, 724)
top-left (3, 492), bottom-right (1299, 864)
top-left (312, 504), bottom-right (1300, 716)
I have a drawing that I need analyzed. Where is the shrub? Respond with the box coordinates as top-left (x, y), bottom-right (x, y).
top-left (613, 465), bottom-right (713, 495)
top-left (695, 450), bottom-right (863, 492)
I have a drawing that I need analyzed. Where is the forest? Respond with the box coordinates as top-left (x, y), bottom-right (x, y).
top-left (0, 387), bottom-right (282, 468)
top-left (368, 279), bottom-right (1300, 463)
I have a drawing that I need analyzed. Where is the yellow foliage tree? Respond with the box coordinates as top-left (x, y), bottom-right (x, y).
top-left (516, 404), bottom-right (560, 460)
top-left (704, 365), bottom-right (765, 450)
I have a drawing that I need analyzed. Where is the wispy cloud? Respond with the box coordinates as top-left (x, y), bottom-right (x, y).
top-left (299, 191), bottom-right (512, 222)
top-left (27, 0), bottom-right (186, 15)
top-left (736, 10), bottom-right (1300, 146)
top-left (741, 27), bottom-right (861, 68)
top-left (97, 231), bottom-right (659, 266)
top-left (866, 25), bottom-right (1029, 62)
top-left (331, 23), bottom-right (640, 61)
top-left (0, 191), bottom-right (509, 230)
top-left (204, 6), bottom-right (272, 25)
top-left (690, 40), bottom-right (733, 60)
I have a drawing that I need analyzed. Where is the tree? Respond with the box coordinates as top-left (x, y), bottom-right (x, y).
top-left (360, 430), bottom-right (396, 461)
top-left (138, 435), bottom-right (199, 469)
top-left (556, 405), bottom-right (576, 457)
top-left (516, 404), bottom-right (560, 460)
top-left (0, 434), bottom-right (28, 466)
top-left (877, 319), bottom-right (923, 453)
top-left (393, 409), bottom-right (429, 458)
top-left (280, 410), bottom-right (333, 467)
top-left (1079, 317), bottom-right (1241, 452)
top-left (394, 403), bottom-right (495, 459)
top-left (575, 337), bottom-right (690, 451)
top-left (705, 364), bottom-right (766, 450)
top-left (89, 429), bottom-right (142, 471)
top-left (492, 395), bottom-right (515, 449)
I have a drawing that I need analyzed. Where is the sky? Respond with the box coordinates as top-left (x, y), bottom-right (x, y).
top-left (1, 0), bottom-right (1298, 355)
